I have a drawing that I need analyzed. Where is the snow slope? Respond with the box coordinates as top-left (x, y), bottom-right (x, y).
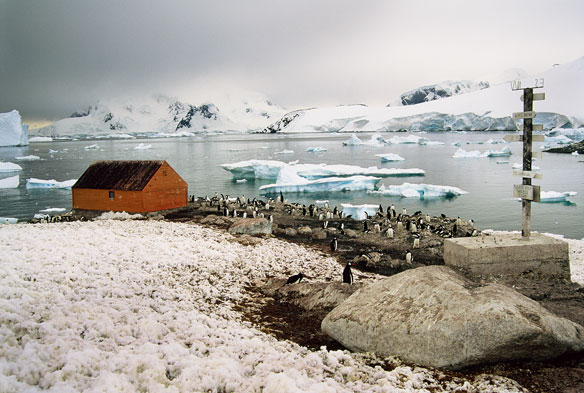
top-left (265, 56), bottom-right (584, 133)
top-left (32, 93), bottom-right (286, 137)
top-left (0, 220), bottom-right (544, 392)
top-left (397, 80), bottom-right (490, 106)
top-left (0, 110), bottom-right (29, 147)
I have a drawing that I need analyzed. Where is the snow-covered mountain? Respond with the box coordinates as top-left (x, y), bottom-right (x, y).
top-left (396, 80), bottom-right (490, 106)
top-left (265, 56), bottom-right (584, 133)
top-left (31, 93), bottom-right (286, 137)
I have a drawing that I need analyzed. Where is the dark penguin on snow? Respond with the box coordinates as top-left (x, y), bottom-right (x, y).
top-left (343, 262), bottom-right (354, 284)
top-left (285, 272), bottom-right (304, 285)
top-left (330, 236), bottom-right (338, 251)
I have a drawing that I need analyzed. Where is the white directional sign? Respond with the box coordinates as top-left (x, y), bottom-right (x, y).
top-left (519, 124), bottom-right (544, 131)
top-left (504, 134), bottom-right (545, 142)
top-left (513, 184), bottom-right (541, 202)
top-left (513, 170), bottom-right (543, 179)
top-left (520, 93), bottom-right (546, 102)
top-left (513, 111), bottom-right (537, 119)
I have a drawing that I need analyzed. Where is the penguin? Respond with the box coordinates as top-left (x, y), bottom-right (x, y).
top-left (373, 223), bottom-right (381, 233)
top-left (268, 214), bottom-right (274, 223)
top-left (224, 207), bottom-right (229, 217)
top-left (392, 209), bottom-right (397, 218)
top-left (337, 222), bottom-right (344, 231)
top-left (405, 250), bottom-right (413, 264)
top-left (333, 206), bottom-right (338, 217)
top-left (440, 213), bottom-right (447, 219)
top-left (397, 221), bottom-right (403, 229)
top-left (379, 204), bottom-right (384, 213)
top-left (242, 211), bottom-right (247, 219)
top-left (456, 216), bottom-right (462, 226)
top-left (405, 220), bottom-right (411, 231)
top-left (453, 223), bottom-right (458, 236)
top-left (402, 208), bottom-right (407, 215)
top-left (330, 237), bottom-right (338, 252)
top-left (411, 222), bottom-right (417, 233)
top-left (232, 209), bottom-right (237, 218)
top-left (323, 220), bottom-right (329, 229)
top-left (302, 206), bottom-right (307, 216)
top-left (385, 226), bottom-right (394, 238)
top-left (363, 221), bottom-right (369, 233)
top-left (285, 272), bottom-right (303, 285)
top-left (279, 191), bottom-right (285, 203)
top-left (469, 219), bottom-right (474, 228)
top-left (342, 262), bottom-right (354, 284)
top-left (413, 237), bottom-right (420, 249)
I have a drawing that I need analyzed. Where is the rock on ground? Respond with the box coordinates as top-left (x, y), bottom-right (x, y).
top-left (228, 217), bottom-right (272, 235)
top-left (322, 265), bottom-right (584, 370)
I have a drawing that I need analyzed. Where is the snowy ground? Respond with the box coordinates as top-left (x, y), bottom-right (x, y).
top-left (1, 220), bottom-right (582, 392)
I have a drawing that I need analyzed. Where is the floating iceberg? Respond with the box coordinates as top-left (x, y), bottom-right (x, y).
top-left (0, 162), bottom-right (23, 172)
top-left (28, 136), bottom-right (53, 142)
top-left (573, 151), bottom-right (580, 156)
top-left (259, 175), bottom-right (381, 194)
top-left (545, 135), bottom-right (573, 144)
top-left (387, 135), bottom-right (423, 144)
top-left (0, 110), bottom-right (28, 147)
top-left (38, 207), bottom-right (67, 213)
top-left (0, 217), bottom-right (18, 224)
top-left (368, 183), bottom-right (468, 199)
top-left (452, 147), bottom-right (511, 158)
top-left (485, 138), bottom-right (508, 144)
top-left (134, 143), bottom-right (152, 150)
top-left (275, 149), bottom-right (294, 155)
top-left (418, 138), bottom-right (445, 146)
top-left (375, 153), bottom-right (405, 162)
top-left (220, 160), bottom-right (288, 179)
top-left (546, 128), bottom-right (584, 142)
top-left (25, 178), bottom-right (77, 189)
top-left (15, 155), bottom-right (41, 161)
top-left (84, 144), bottom-right (100, 150)
top-left (452, 140), bottom-right (461, 146)
top-left (340, 203), bottom-right (380, 220)
top-left (342, 134), bottom-right (363, 146)
top-left (539, 191), bottom-right (577, 203)
top-left (342, 133), bottom-right (387, 147)
top-left (306, 146), bottom-right (327, 152)
top-left (512, 163), bottom-right (540, 171)
top-left (0, 175), bottom-right (19, 188)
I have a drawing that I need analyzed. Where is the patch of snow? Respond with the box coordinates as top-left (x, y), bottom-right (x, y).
top-left (235, 179), bottom-right (247, 183)
top-left (368, 183), bottom-right (468, 199)
top-left (0, 162), bottom-right (23, 172)
top-left (0, 175), bottom-right (19, 189)
top-left (25, 178), bottom-right (77, 189)
top-left (545, 135), bottom-right (573, 144)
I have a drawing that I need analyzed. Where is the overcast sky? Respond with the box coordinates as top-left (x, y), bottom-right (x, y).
top-left (1, 0), bottom-right (583, 123)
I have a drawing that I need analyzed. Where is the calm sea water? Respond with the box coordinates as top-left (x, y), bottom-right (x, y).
top-left (1, 132), bottom-right (582, 239)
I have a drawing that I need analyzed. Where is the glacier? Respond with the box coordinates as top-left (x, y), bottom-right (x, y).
top-left (368, 183), bottom-right (468, 199)
top-left (0, 110), bottom-right (29, 147)
top-left (398, 80), bottom-right (490, 106)
top-left (340, 203), bottom-right (380, 220)
top-left (26, 178), bottom-right (77, 189)
top-left (0, 162), bottom-right (23, 172)
top-left (0, 175), bottom-right (19, 189)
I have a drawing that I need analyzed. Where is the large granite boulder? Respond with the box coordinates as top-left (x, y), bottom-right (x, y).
top-left (228, 218), bottom-right (272, 235)
top-left (321, 266), bottom-right (584, 370)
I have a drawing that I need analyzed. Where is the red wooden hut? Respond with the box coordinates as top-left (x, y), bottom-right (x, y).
top-left (72, 160), bottom-right (188, 213)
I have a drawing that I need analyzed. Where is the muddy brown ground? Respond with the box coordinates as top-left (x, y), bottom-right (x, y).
top-left (165, 199), bottom-right (584, 392)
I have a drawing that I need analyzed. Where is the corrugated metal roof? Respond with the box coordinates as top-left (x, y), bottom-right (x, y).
top-left (73, 160), bottom-right (165, 191)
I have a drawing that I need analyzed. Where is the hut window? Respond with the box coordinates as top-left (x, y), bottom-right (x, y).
top-left (109, 191), bottom-right (115, 200)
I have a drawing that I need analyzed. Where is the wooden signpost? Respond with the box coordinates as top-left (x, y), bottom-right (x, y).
top-left (507, 79), bottom-right (545, 239)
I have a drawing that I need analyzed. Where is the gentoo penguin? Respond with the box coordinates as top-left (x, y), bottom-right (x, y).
top-left (453, 223), bottom-right (458, 236)
top-left (405, 250), bottom-right (413, 264)
top-left (385, 226), bottom-right (394, 238)
top-left (242, 211), bottom-right (247, 219)
top-left (323, 220), bottom-right (329, 229)
top-left (285, 272), bottom-right (303, 285)
top-left (402, 208), bottom-right (407, 215)
top-left (232, 209), bottom-right (237, 218)
top-left (363, 221), bottom-right (369, 233)
top-left (413, 237), bottom-right (420, 249)
top-left (405, 220), bottom-right (411, 231)
top-left (456, 216), bottom-right (462, 226)
top-left (373, 223), bottom-right (381, 233)
top-left (330, 237), bottom-right (338, 252)
top-left (342, 262), bottom-right (354, 284)
top-left (268, 214), bottom-right (274, 223)
top-left (411, 222), bottom-right (417, 233)
top-left (224, 207), bottom-right (229, 217)
top-left (469, 219), bottom-right (474, 228)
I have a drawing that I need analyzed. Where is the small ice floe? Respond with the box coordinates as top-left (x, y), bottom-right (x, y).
top-left (418, 138), bottom-right (445, 146)
top-left (0, 162), bottom-right (23, 172)
top-left (28, 136), bottom-right (53, 142)
top-left (368, 183), bottom-right (468, 199)
top-left (235, 179), bottom-right (247, 183)
top-left (485, 138), bottom-right (508, 144)
top-left (451, 141), bottom-right (462, 147)
top-left (49, 149), bottom-right (59, 154)
top-left (15, 155), bottom-right (41, 161)
top-left (340, 203), bottom-right (380, 220)
top-left (306, 146), bottom-right (327, 152)
top-left (572, 151), bottom-right (580, 156)
top-left (38, 207), bottom-right (67, 213)
top-left (496, 160), bottom-right (509, 164)
top-left (387, 135), bottom-right (423, 144)
top-left (26, 178), bottom-right (77, 189)
top-left (133, 143), bottom-right (152, 150)
top-left (84, 144), bottom-right (100, 150)
top-left (342, 134), bottom-right (386, 147)
top-left (539, 191), bottom-right (577, 203)
top-left (512, 163), bottom-right (540, 170)
top-left (275, 149), bottom-right (294, 155)
top-left (375, 153), bottom-right (405, 162)
top-left (0, 217), bottom-right (18, 224)
top-left (0, 175), bottom-right (19, 189)
top-left (452, 147), bottom-right (511, 158)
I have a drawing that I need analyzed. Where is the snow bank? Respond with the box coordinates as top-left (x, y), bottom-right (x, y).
top-left (340, 203), bottom-right (380, 220)
top-left (25, 178), bottom-right (77, 189)
top-left (375, 153), bottom-right (405, 162)
top-left (0, 175), bottom-right (19, 189)
top-left (539, 191), bottom-right (578, 203)
top-left (368, 183), bottom-right (468, 199)
top-left (0, 110), bottom-right (28, 147)
top-left (0, 162), bottom-right (22, 172)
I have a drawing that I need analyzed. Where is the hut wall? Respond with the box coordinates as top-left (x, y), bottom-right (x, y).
top-left (72, 189), bottom-right (147, 212)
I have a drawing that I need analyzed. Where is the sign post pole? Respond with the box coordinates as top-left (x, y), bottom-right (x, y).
top-left (521, 88), bottom-right (533, 239)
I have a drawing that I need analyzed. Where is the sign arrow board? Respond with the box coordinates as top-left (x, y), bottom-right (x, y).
top-left (513, 170), bottom-right (543, 179)
top-left (519, 124), bottom-right (544, 131)
top-left (513, 111), bottom-right (537, 119)
top-left (504, 134), bottom-right (545, 142)
top-left (513, 184), bottom-right (541, 202)
top-left (520, 92), bottom-right (546, 102)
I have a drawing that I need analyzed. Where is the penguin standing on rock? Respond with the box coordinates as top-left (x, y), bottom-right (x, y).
top-left (330, 237), bottom-right (338, 251)
top-left (343, 262), bottom-right (354, 284)
top-left (285, 272), bottom-right (303, 285)
top-left (405, 250), bottom-right (413, 264)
